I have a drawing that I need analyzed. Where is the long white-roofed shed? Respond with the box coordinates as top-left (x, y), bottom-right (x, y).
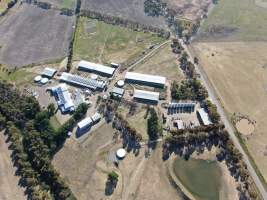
top-left (134, 89), bottom-right (159, 103)
top-left (78, 60), bottom-right (115, 77)
top-left (197, 108), bottom-right (212, 126)
top-left (125, 72), bottom-right (166, 88)
top-left (77, 117), bottom-right (93, 130)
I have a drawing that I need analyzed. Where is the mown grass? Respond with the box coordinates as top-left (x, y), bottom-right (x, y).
top-left (199, 0), bottom-right (267, 41)
top-left (73, 17), bottom-right (166, 64)
top-left (61, 0), bottom-right (75, 9)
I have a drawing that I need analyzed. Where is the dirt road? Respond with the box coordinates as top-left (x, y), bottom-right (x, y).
top-left (0, 133), bottom-right (26, 200)
top-left (182, 40), bottom-right (267, 199)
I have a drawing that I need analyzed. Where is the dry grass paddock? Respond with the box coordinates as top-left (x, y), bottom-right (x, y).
top-left (191, 41), bottom-right (267, 181)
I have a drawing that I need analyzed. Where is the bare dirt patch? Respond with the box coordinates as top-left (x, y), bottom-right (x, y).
top-left (0, 4), bottom-right (75, 68)
top-left (236, 118), bottom-right (255, 136)
top-left (191, 41), bottom-right (267, 182)
top-left (81, 0), bottom-right (167, 29)
top-left (0, 133), bottom-right (26, 200)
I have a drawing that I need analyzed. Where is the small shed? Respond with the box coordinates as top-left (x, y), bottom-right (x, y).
top-left (111, 87), bottom-right (124, 98)
top-left (174, 120), bottom-right (184, 130)
top-left (91, 112), bottom-right (101, 123)
top-left (41, 67), bottom-right (57, 78)
top-left (197, 108), bottom-right (212, 126)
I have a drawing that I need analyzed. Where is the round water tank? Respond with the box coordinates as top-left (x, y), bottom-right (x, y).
top-left (34, 75), bottom-right (42, 82)
top-left (40, 77), bottom-right (49, 84)
top-left (117, 80), bottom-right (125, 87)
top-left (116, 148), bottom-right (126, 159)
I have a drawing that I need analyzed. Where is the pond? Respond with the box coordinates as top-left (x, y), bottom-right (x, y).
top-left (173, 158), bottom-right (222, 200)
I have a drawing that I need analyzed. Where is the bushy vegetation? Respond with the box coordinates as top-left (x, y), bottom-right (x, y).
top-left (0, 81), bottom-right (88, 200)
top-left (171, 79), bottom-right (208, 102)
top-left (147, 107), bottom-right (162, 141)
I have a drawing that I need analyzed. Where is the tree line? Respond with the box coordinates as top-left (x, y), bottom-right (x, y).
top-left (0, 81), bottom-right (88, 200)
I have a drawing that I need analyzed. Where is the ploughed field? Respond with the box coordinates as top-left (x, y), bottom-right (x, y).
top-left (0, 4), bottom-right (75, 68)
top-left (81, 0), bottom-right (167, 29)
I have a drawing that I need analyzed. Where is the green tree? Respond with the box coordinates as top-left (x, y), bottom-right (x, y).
top-left (47, 103), bottom-right (56, 117)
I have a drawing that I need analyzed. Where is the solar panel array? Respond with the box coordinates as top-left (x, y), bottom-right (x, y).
top-left (168, 103), bottom-right (195, 109)
top-left (167, 103), bottom-right (195, 114)
top-left (60, 73), bottom-right (106, 90)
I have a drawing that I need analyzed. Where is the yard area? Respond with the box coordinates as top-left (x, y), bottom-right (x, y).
top-left (73, 17), bottom-right (166, 65)
top-left (191, 41), bottom-right (267, 183)
top-left (197, 0), bottom-right (267, 41)
top-left (0, 67), bottom-right (35, 85)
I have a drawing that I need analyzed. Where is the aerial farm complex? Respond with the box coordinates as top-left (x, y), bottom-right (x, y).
top-left (0, 0), bottom-right (266, 200)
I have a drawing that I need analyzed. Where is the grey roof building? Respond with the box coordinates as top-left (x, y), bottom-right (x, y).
top-left (133, 89), bottom-right (159, 103)
top-left (125, 72), bottom-right (166, 88)
top-left (41, 67), bottom-right (57, 78)
top-left (78, 60), bottom-right (115, 77)
top-left (111, 87), bottom-right (124, 98)
top-left (59, 72), bottom-right (106, 90)
top-left (197, 108), bottom-right (212, 126)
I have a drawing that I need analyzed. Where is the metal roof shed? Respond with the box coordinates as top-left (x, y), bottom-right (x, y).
top-left (197, 108), bottom-right (212, 126)
top-left (134, 89), bottom-right (159, 102)
top-left (111, 87), bottom-right (124, 97)
top-left (77, 117), bottom-right (93, 130)
top-left (125, 72), bottom-right (166, 87)
top-left (78, 60), bottom-right (115, 77)
top-left (91, 112), bottom-right (101, 123)
top-left (41, 67), bottom-right (57, 78)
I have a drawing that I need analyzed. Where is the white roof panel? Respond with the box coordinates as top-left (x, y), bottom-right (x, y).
top-left (91, 112), bottom-right (101, 122)
top-left (134, 89), bottom-right (159, 102)
top-left (197, 108), bottom-right (212, 126)
top-left (125, 72), bottom-right (166, 86)
top-left (77, 117), bottom-right (93, 129)
top-left (42, 67), bottom-right (57, 77)
top-left (78, 60), bottom-right (115, 76)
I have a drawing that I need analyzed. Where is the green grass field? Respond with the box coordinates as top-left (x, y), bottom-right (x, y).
top-left (73, 17), bottom-right (166, 64)
top-left (199, 0), bottom-right (267, 41)
top-left (61, 0), bottom-right (75, 9)
top-left (0, 66), bottom-right (35, 85)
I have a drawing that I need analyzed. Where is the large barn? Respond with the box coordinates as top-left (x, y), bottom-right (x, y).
top-left (125, 72), bottom-right (166, 88)
top-left (133, 89), bottom-right (159, 104)
top-left (59, 72), bottom-right (106, 91)
top-left (78, 60), bottom-right (115, 77)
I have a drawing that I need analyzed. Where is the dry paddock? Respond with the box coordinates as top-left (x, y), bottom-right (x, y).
top-left (52, 123), bottom-right (183, 200)
top-left (191, 41), bottom-right (267, 182)
top-left (0, 4), bottom-right (75, 68)
top-left (81, 0), bottom-right (167, 29)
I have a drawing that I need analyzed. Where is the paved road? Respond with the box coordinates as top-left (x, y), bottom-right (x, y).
top-left (180, 39), bottom-right (267, 199)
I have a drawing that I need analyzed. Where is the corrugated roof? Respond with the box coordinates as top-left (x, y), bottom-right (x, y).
top-left (112, 87), bottom-right (124, 95)
top-left (41, 67), bottom-right (57, 77)
top-left (91, 112), bottom-right (101, 122)
top-left (125, 72), bottom-right (166, 86)
top-left (78, 60), bottom-right (115, 76)
top-left (77, 117), bottom-right (93, 129)
top-left (134, 89), bottom-right (159, 101)
top-left (175, 120), bottom-right (184, 129)
top-left (54, 84), bottom-right (74, 113)
top-left (197, 108), bottom-right (212, 126)
top-left (60, 72), bottom-right (106, 90)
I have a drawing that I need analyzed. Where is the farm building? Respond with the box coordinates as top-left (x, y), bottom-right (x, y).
top-left (78, 60), bottom-right (115, 77)
top-left (91, 112), bottom-right (101, 123)
top-left (77, 117), bottom-right (93, 131)
top-left (133, 89), bottom-right (159, 104)
top-left (125, 72), bottom-right (166, 88)
top-left (41, 67), bottom-right (57, 78)
top-left (174, 120), bottom-right (184, 130)
top-left (51, 84), bottom-right (74, 113)
top-left (168, 102), bottom-right (195, 114)
top-left (111, 87), bottom-right (124, 98)
top-left (59, 72), bottom-right (106, 90)
top-left (111, 62), bottom-right (120, 68)
top-left (197, 108), bottom-right (212, 126)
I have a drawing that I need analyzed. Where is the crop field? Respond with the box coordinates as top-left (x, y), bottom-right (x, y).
top-left (41, 0), bottom-right (76, 9)
top-left (73, 17), bottom-right (166, 64)
top-left (191, 41), bottom-right (267, 182)
top-left (0, 4), bottom-right (75, 68)
top-left (163, 0), bottom-right (212, 21)
top-left (196, 0), bottom-right (267, 42)
top-left (131, 45), bottom-right (183, 81)
top-left (81, 0), bottom-right (167, 29)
